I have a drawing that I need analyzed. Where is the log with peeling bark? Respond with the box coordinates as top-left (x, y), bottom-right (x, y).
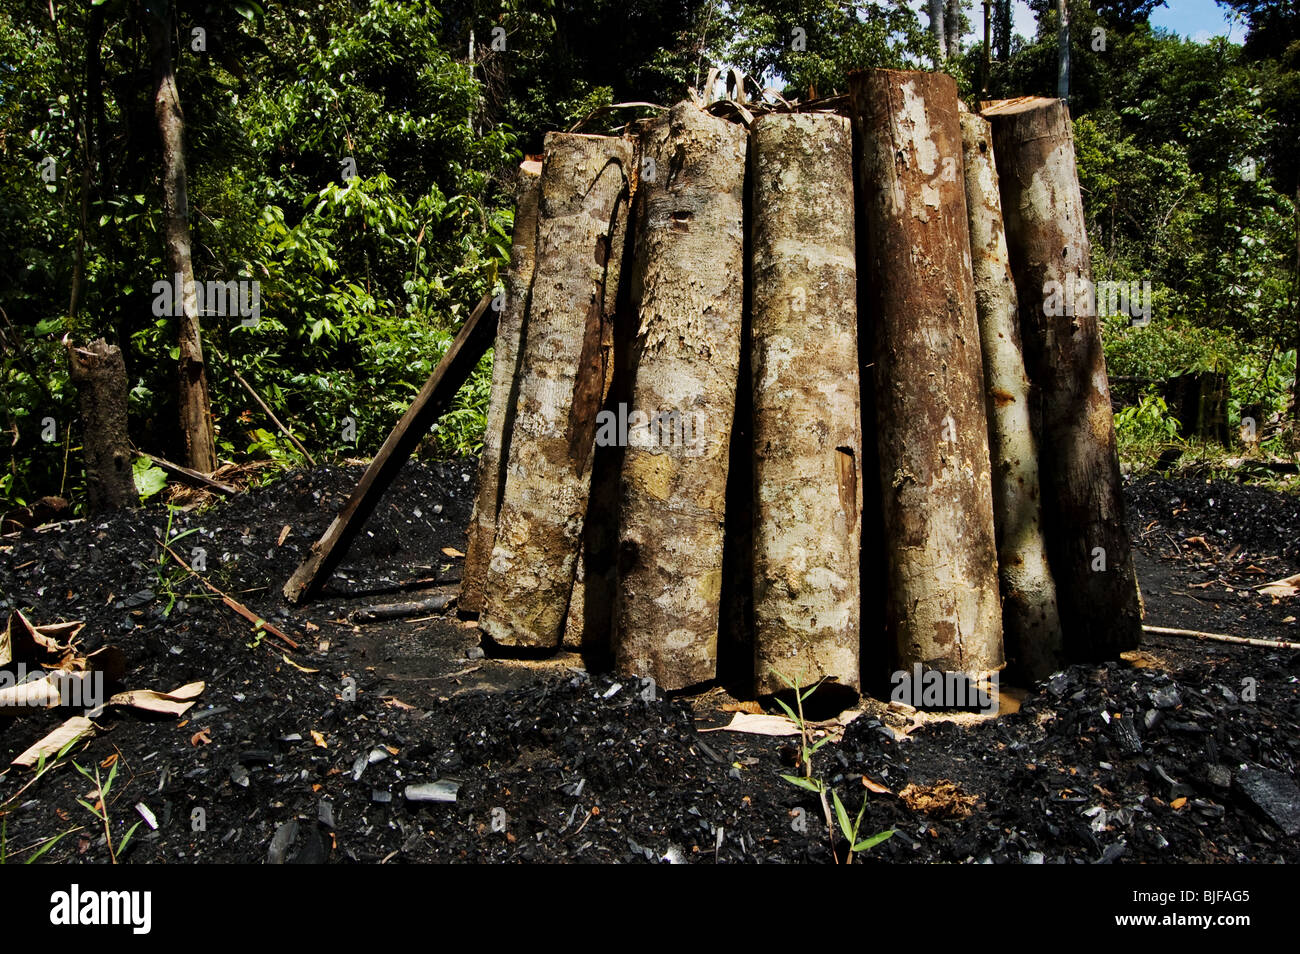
top-left (984, 96), bottom-right (1142, 660)
top-left (959, 108), bottom-right (1065, 680)
top-left (850, 69), bottom-right (1004, 676)
top-left (612, 102), bottom-right (748, 690)
top-left (66, 339), bottom-right (137, 511)
top-left (748, 113), bottom-right (862, 697)
top-left (479, 133), bottom-right (633, 648)
top-left (461, 161), bottom-right (543, 614)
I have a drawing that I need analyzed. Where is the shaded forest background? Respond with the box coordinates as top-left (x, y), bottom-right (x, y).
top-left (1, 0), bottom-right (1296, 511)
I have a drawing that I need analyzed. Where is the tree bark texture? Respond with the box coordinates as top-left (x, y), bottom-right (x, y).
top-left (984, 95), bottom-right (1142, 659)
top-left (959, 109), bottom-right (1064, 680)
top-left (461, 161), bottom-right (543, 614)
top-left (749, 113), bottom-right (862, 696)
top-left (480, 133), bottom-right (632, 648)
top-left (67, 339), bottom-right (137, 511)
top-left (612, 102), bottom-right (748, 690)
top-left (850, 69), bottom-right (1004, 675)
top-left (150, 8), bottom-right (216, 473)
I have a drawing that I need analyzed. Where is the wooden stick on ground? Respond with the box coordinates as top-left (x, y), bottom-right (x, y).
top-left (158, 538), bottom-right (300, 650)
top-left (1141, 625), bottom-right (1300, 652)
top-left (138, 451), bottom-right (237, 495)
top-left (214, 350), bottom-right (317, 466)
top-left (283, 291), bottom-right (498, 604)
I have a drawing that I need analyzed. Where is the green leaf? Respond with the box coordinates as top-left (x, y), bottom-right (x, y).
top-left (117, 820), bottom-right (143, 855)
top-left (132, 457), bottom-right (168, 500)
top-left (853, 830), bottom-right (895, 852)
top-left (781, 775), bottom-right (822, 793)
top-left (25, 829), bottom-right (72, 864)
top-left (773, 698), bottom-right (797, 722)
top-left (833, 791), bottom-right (853, 841)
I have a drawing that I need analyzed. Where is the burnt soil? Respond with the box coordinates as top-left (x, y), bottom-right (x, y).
top-left (1, 462), bottom-right (1297, 864)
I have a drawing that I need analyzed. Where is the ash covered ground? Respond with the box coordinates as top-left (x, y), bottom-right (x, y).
top-left (1, 462), bottom-right (1297, 863)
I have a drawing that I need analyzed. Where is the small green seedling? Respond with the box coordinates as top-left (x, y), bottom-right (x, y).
top-left (776, 670), bottom-right (894, 864)
top-left (72, 757), bottom-right (141, 864)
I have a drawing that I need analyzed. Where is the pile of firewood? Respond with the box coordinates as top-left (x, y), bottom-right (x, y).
top-left (458, 68), bottom-right (1143, 697)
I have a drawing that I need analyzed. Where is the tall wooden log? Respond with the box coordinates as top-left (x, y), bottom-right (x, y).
top-left (612, 103), bottom-right (748, 690)
top-left (749, 113), bottom-right (862, 697)
top-left (850, 69), bottom-right (1004, 675)
top-left (984, 96), bottom-right (1142, 660)
top-left (461, 161), bottom-right (542, 614)
top-left (479, 133), bottom-right (632, 648)
top-left (149, 6), bottom-right (216, 473)
top-left (959, 110), bottom-right (1065, 680)
top-left (66, 339), bottom-right (137, 511)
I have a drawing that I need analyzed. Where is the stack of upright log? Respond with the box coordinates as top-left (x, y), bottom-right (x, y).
top-left (461, 74), bottom-right (1142, 698)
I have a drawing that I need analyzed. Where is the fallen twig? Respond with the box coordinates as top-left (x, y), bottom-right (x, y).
top-left (138, 451), bottom-right (237, 495)
top-left (1142, 624), bottom-right (1300, 651)
top-left (156, 538), bottom-right (300, 650)
top-left (350, 590), bottom-right (457, 624)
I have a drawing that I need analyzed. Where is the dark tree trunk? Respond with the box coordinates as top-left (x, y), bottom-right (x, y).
top-left (985, 95), bottom-right (1143, 661)
top-left (850, 69), bottom-right (1004, 676)
top-left (67, 339), bottom-right (137, 511)
top-left (150, 5), bottom-right (216, 473)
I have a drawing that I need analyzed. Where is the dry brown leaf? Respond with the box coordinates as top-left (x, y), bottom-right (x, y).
top-left (311, 730), bottom-right (327, 749)
top-left (190, 727), bottom-right (212, 746)
top-left (441, 547), bottom-right (465, 558)
top-left (100, 753), bottom-right (118, 769)
top-left (862, 776), bottom-right (892, 795)
top-left (304, 621), bottom-right (320, 633)
top-left (1256, 572), bottom-right (1300, 598)
top-left (12, 716), bottom-right (95, 767)
top-left (721, 701), bottom-right (764, 714)
top-left (108, 681), bottom-right (206, 716)
top-left (1171, 796), bottom-right (1188, 810)
top-left (277, 525), bottom-right (291, 546)
top-left (700, 712), bottom-right (799, 736)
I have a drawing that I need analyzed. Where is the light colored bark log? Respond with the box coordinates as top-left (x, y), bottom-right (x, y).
top-left (479, 134), bottom-right (633, 648)
top-left (461, 161), bottom-right (542, 614)
top-left (984, 95), bottom-right (1142, 659)
top-left (850, 69), bottom-right (1004, 676)
top-left (749, 113), bottom-right (862, 697)
top-left (959, 109), bottom-right (1064, 680)
top-left (612, 102), bottom-right (748, 690)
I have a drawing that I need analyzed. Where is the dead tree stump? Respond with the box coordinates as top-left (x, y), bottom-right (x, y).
top-left (959, 109), bottom-right (1065, 680)
top-left (480, 134), bottom-right (633, 648)
top-left (985, 96), bottom-right (1142, 660)
top-left (850, 69), bottom-right (1004, 675)
top-left (462, 161), bottom-right (543, 613)
top-left (749, 113), bottom-right (862, 696)
top-left (66, 338), bottom-right (137, 511)
top-left (612, 102), bottom-right (748, 690)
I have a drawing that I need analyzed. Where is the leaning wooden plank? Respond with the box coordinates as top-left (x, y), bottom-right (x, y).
top-left (480, 133), bottom-right (634, 647)
top-left (850, 69), bottom-right (1004, 676)
top-left (282, 291), bottom-right (497, 604)
top-left (461, 161), bottom-right (543, 614)
top-left (749, 112), bottom-right (862, 698)
top-left (984, 95), bottom-right (1142, 660)
top-left (612, 102), bottom-right (748, 690)
top-left (959, 107), bottom-right (1065, 681)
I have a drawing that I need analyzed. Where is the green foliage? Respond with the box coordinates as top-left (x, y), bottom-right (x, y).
top-left (72, 756), bottom-right (141, 864)
top-left (132, 457), bottom-right (168, 502)
top-left (776, 670), bottom-right (893, 864)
